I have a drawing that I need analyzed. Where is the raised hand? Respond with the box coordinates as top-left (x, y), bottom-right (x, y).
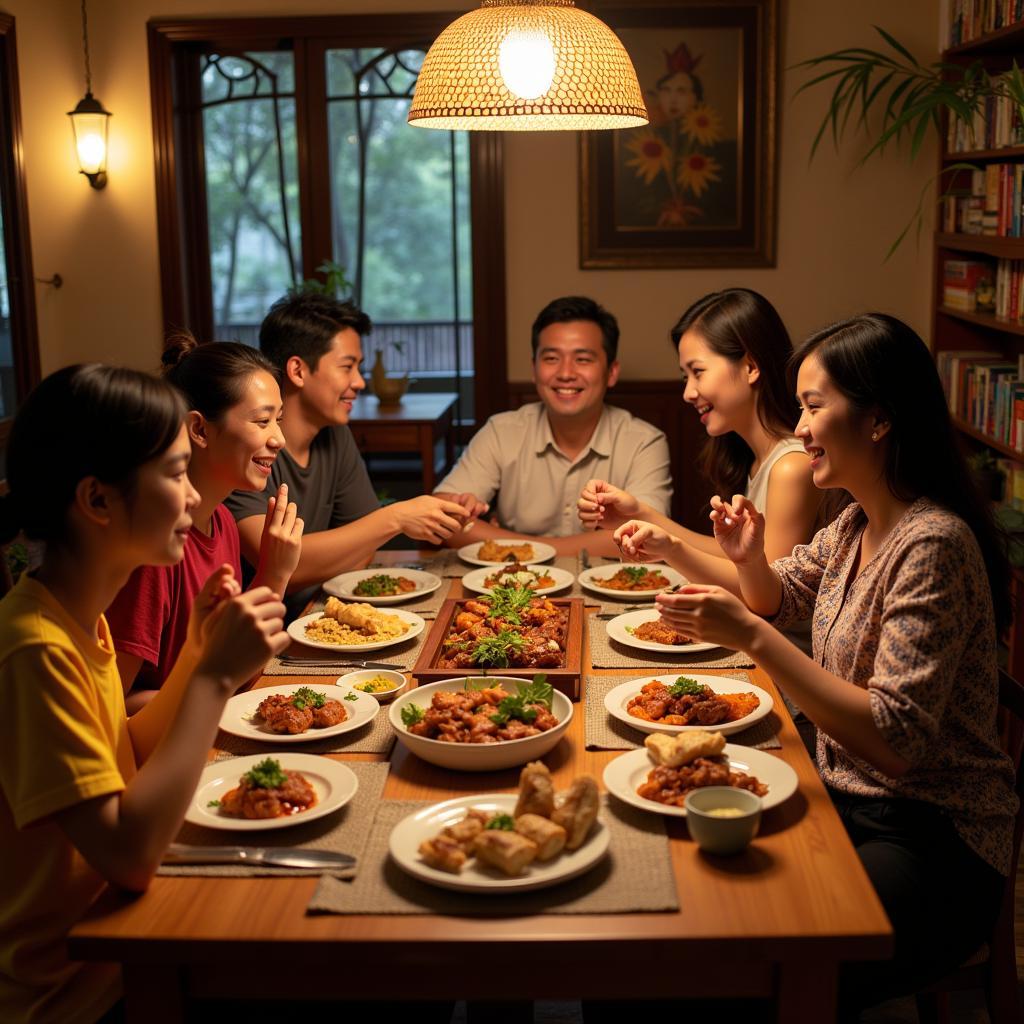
top-left (393, 495), bottom-right (468, 544)
top-left (256, 484), bottom-right (304, 590)
top-left (613, 520), bottom-right (675, 563)
top-left (577, 479), bottom-right (641, 532)
top-left (187, 564), bottom-right (241, 652)
top-left (195, 586), bottom-right (289, 688)
top-left (710, 494), bottom-right (765, 566)
top-left (654, 584), bottom-right (759, 651)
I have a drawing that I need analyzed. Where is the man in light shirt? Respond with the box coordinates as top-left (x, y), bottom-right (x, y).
top-left (435, 295), bottom-right (672, 556)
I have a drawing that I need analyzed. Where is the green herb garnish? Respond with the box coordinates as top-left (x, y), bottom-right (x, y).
top-left (486, 813), bottom-right (515, 831)
top-left (463, 677), bottom-right (494, 692)
top-left (472, 629), bottom-right (526, 668)
top-left (401, 703), bottom-right (425, 727)
top-left (343, 692), bottom-right (359, 702)
top-left (354, 574), bottom-right (400, 596)
top-left (623, 566), bottom-right (648, 583)
top-left (484, 586), bottom-right (533, 625)
top-left (242, 757), bottom-right (287, 789)
top-left (292, 686), bottom-right (327, 710)
top-left (207, 799), bottom-right (220, 808)
top-left (668, 676), bottom-right (705, 697)
top-left (489, 675), bottom-right (554, 725)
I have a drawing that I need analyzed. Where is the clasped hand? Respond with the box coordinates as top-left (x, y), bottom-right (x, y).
top-left (655, 584), bottom-right (758, 652)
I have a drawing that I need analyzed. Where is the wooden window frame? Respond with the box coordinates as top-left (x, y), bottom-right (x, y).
top-left (0, 13), bottom-right (40, 456)
top-left (147, 14), bottom-right (508, 425)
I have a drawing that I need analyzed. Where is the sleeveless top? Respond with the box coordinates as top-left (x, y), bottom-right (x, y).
top-left (746, 437), bottom-right (813, 656)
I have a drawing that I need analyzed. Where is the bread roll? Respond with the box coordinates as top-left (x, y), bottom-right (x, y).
top-left (472, 830), bottom-right (538, 876)
top-left (551, 775), bottom-right (599, 850)
top-left (644, 729), bottom-right (726, 768)
top-left (515, 760), bottom-right (555, 818)
top-left (514, 813), bottom-right (567, 861)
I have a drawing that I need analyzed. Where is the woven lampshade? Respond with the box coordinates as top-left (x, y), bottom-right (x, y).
top-left (408, 0), bottom-right (648, 131)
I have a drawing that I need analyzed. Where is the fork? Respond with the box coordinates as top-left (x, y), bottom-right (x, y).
top-left (278, 656), bottom-right (398, 670)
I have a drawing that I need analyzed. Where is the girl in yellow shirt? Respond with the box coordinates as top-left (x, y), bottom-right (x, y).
top-left (0, 364), bottom-right (290, 1024)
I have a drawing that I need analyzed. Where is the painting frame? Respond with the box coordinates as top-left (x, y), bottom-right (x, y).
top-left (579, 0), bottom-right (778, 269)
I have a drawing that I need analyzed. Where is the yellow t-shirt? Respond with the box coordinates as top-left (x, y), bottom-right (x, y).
top-left (0, 575), bottom-right (135, 1024)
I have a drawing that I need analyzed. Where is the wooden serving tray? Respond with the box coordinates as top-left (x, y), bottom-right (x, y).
top-left (411, 597), bottom-right (584, 700)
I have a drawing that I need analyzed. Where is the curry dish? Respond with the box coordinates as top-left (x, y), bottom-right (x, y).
top-left (477, 540), bottom-right (536, 563)
top-left (594, 566), bottom-right (671, 591)
top-left (217, 758), bottom-right (317, 820)
top-left (253, 688), bottom-right (347, 735)
top-left (353, 574), bottom-right (417, 597)
top-left (627, 679), bottom-right (759, 727)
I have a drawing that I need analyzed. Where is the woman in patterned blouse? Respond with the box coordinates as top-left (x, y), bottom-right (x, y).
top-left (627, 313), bottom-right (1018, 1014)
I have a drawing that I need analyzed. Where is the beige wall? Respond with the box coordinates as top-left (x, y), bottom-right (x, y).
top-left (4, 0), bottom-right (938, 379)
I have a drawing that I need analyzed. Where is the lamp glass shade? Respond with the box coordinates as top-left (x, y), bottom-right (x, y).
top-left (408, 0), bottom-right (648, 131)
top-left (68, 93), bottom-right (110, 178)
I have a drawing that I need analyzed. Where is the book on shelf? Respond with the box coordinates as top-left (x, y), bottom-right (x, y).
top-left (946, 72), bottom-right (1024, 153)
top-left (941, 255), bottom-right (1024, 321)
top-left (936, 350), bottom-right (1024, 450)
top-left (943, 164), bottom-right (1024, 237)
top-left (948, 0), bottom-right (1024, 47)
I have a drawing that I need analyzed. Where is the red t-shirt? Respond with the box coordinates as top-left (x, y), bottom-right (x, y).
top-left (105, 504), bottom-right (242, 690)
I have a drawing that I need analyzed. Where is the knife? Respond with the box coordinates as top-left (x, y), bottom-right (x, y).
top-left (278, 657), bottom-right (397, 670)
top-left (164, 843), bottom-right (356, 869)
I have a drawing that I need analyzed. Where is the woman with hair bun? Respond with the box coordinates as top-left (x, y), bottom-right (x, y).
top-left (106, 335), bottom-right (303, 709)
top-left (0, 364), bottom-right (289, 1023)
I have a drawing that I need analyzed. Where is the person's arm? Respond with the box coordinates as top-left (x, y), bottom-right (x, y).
top-left (434, 421), bottom-right (503, 547)
top-left (237, 495), bottom-right (469, 591)
top-left (249, 484), bottom-right (304, 597)
top-left (759, 451), bottom-right (821, 563)
top-left (115, 651), bottom-right (144, 692)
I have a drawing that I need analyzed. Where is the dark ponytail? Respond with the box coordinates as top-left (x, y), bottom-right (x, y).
top-left (2, 364), bottom-right (186, 545)
top-left (161, 332), bottom-right (279, 421)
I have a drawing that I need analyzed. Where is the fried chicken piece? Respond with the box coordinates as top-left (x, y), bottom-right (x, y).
top-left (633, 620), bottom-right (693, 645)
top-left (312, 699), bottom-right (347, 728)
top-left (266, 703), bottom-right (314, 734)
top-left (419, 836), bottom-right (467, 873)
top-left (255, 693), bottom-right (293, 721)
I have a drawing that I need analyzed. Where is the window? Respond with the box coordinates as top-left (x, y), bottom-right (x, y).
top-left (149, 15), bottom-right (507, 428)
top-left (0, 14), bottom-right (40, 468)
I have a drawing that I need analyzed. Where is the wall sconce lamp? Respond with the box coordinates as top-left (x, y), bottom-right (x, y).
top-left (68, 0), bottom-right (110, 189)
top-left (408, 0), bottom-right (648, 132)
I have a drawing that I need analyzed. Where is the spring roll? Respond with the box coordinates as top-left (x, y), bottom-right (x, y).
top-left (551, 775), bottom-right (599, 850)
top-left (514, 813), bottom-right (567, 861)
top-left (515, 760), bottom-right (555, 818)
top-left (472, 830), bottom-right (538, 877)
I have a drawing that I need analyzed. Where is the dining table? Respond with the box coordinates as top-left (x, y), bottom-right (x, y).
top-left (68, 550), bottom-right (892, 1023)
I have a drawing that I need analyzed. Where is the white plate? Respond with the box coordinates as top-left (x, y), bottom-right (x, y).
top-left (217, 681), bottom-right (380, 744)
top-left (461, 563), bottom-right (574, 597)
top-left (389, 793), bottom-right (610, 893)
top-left (287, 608), bottom-right (426, 652)
top-left (602, 745), bottom-right (797, 818)
top-left (603, 674), bottom-right (774, 737)
top-left (185, 753), bottom-right (359, 831)
top-left (321, 568), bottom-right (442, 606)
top-left (578, 562), bottom-right (686, 599)
top-left (457, 541), bottom-right (557, 567)
top-left (605, 609), bottom-right (721, 654)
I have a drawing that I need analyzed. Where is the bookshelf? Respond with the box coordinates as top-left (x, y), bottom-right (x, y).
top-left (934, 13), bottom-right (1024, 675)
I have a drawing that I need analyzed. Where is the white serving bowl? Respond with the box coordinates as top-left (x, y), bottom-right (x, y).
top-left (684, 786), bottom-right (762, 855)
top-left (389, 676), bottom-right (573, 771)
top-left (337, 668), bottom-right (408, 703)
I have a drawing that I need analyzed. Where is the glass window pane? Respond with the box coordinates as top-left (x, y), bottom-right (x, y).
top-left (201, 51), bottom-right (301, 342)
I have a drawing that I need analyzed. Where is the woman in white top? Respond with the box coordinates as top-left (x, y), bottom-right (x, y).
top-left (579, 289), bottom-right (827, 594)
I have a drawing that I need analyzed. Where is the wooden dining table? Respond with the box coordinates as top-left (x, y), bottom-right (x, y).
top-left (69, 552), bottom-right (892, 1023)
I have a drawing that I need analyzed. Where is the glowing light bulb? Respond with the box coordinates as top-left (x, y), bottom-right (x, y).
top-left (498, 28), bottom-right (556, 99)
top-left (76, 132), bottom-right (106, 174)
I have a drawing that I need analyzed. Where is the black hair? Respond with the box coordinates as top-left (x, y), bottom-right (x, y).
top-left (161, 332), bottom-right (279, 421)
top-left (259, 292), bottom-right (372, 372)
top-left (671, 288), bottom-right (796, 500)
top-left (790, 313), bottom-right (1011, 632)
top-left (0, 364), bottom-right (187, 545)
top-left (530, 295), bottom-right (619, 363)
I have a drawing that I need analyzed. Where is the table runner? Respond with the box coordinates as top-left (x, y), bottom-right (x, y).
top-left (158, 761), bottom-right (390, 879)
top-left (583, 673), bottom-right (781, 751)
top-left (307, 795), bottom-right (678, 915)
top-left (587, 616), bottom-right (754, 670)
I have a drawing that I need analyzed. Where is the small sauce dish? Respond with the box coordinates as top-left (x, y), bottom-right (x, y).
top-left (684, 786), bottom-right (762, 855)
top-left (336, 669), bottom-right (407, 703)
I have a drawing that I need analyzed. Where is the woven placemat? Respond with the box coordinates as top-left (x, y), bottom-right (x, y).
top-left (583, 674), bottom-right (781, 751)
top-left (587, 616), bottom-right (754, 670)
top-left (307, 795), bottom-right (677, 916)
top-left (158, 761), bottom-right (390, 879)
top-left (212, 703), bottom-right (396, 757)
top-left (267, 630), bottom-right (428, 676)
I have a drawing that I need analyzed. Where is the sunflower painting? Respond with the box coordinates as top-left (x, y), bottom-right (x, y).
top-left (580, 1), bottom-right (777, 269)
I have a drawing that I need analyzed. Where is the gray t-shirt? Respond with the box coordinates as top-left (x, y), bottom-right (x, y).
top-left (225, 425), bottom-right (380, 617)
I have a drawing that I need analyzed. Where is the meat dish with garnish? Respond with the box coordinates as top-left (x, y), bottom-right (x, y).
top-left (353, 573), bottom-right (417, 597)
top-left (477, 540), bottom-right (536, 563)
top-left (629, 620), bottom-right (694, 645)
top-left (401, 679), bottom-right (559, 744)
top-left (483, 563), bottom-right (556, 591)
top-left (217, 757), bottom-right (318, 819)
top-left (595, 566), bottom-right (671, 591)
top-left (254, 687), bottom-right (347, 735)
top-left (438, 589), bottom-right (569, 670)
top-left (627, 678), bottom-right (759, 726)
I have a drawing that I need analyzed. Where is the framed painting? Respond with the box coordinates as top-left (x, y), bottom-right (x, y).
top-left (580, 0), bottom-right (778, 268)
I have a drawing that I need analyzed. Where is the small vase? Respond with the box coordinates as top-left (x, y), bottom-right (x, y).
top-left (370, 349), bottom-right (409, 407)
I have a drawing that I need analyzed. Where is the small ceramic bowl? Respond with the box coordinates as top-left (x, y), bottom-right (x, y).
top-left (684, 786), bottom-right (762, 855)
top-left (336, 669), bottom-right (407, 703)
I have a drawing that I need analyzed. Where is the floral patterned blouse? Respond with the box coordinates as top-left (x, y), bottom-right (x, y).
top-left (771, 499), bottom-right (1017, 875)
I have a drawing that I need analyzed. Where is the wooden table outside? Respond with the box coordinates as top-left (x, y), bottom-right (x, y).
top-left (348, 393), bottom-right (457, 492)
top-left (69, 553), bottom-right (892, 1023)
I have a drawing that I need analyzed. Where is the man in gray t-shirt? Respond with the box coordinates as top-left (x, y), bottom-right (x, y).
top-left (225, 293), bottom-right (472, 618)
